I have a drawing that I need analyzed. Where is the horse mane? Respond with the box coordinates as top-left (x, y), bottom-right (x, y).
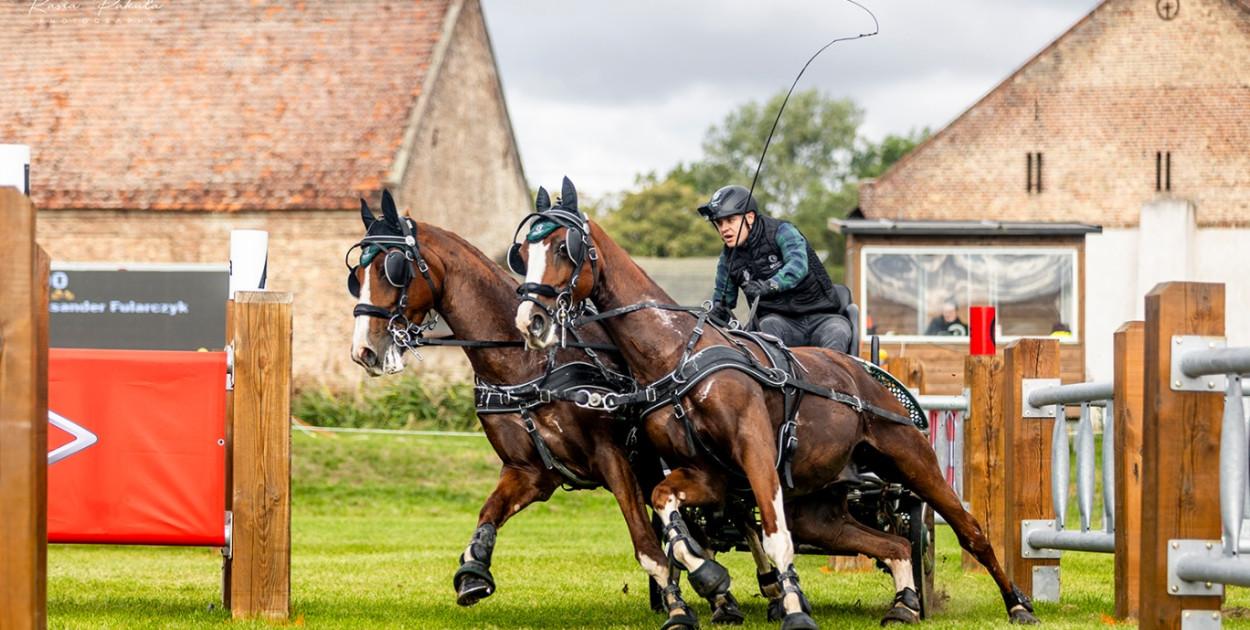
top-left (588, 219), bottom-right (680, 307)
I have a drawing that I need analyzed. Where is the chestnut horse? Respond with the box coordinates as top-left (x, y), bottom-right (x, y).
top-left (346, 191), bottom-right (742, 630)
top-left (511, 178), bottom-right (1040, 628)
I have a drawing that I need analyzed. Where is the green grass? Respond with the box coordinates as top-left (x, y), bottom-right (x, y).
top-left (46, 430), bottom-right (1250, 629)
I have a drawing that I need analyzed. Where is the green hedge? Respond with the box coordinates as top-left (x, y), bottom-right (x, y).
top-left (293, 376), bottom-right (478, 432)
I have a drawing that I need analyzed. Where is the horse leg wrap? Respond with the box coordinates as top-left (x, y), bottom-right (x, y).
top-left (453, 523), bottom-right (497, 606)
top-left (687, 557), bottom-right (731, 599)
top-left (779, 565), bottom-right (813, 615)
top-left (880, 587), bottom-right (921, 626)
top-left (662, 511), bottom-right (706, 572)
top-left (757, 567), bottom-right (782, 598)
top-left (1003, 584), bottom-right (1034, 613)
top-left (658, 581), bottom-right (699, 630)
top-left (1003, 583), bottom-right (1041, 624)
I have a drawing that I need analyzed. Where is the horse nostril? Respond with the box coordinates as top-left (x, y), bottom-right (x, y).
top-left (527, 313), bottom-right (546, 337)
top-left (360, 347), bottom-right (376, 367)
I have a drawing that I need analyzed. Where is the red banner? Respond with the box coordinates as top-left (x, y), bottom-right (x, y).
top-left (47, 349), bottom-right (227, 546)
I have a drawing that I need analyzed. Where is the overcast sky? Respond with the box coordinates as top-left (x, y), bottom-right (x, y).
top-left (479, 0), bottom-right (1104, 200)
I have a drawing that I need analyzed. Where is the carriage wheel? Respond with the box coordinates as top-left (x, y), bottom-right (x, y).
top-left (899, 494), bottom-right (935, 619)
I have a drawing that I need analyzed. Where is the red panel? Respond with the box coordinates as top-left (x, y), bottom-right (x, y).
top-left (47, 349), bottom-right (227, 546)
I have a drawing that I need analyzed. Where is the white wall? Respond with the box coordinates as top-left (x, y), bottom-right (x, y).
top-left (1083, 200), bottom-right (1249, 382)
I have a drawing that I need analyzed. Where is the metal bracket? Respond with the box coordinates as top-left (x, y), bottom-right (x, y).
top-left (1021, 519), bottom-right (1063, 559)
top-left (225, 342), bottom-right (235, 391)
top-left (1031, 565), bottom-right (1060, 603)
top-left (1021, 379), bottom-right (1060, 418)
top-left (222, 510), bottom-right (233, 560)
top-left (1171, 335), bottom-right (1228, 392)
top-left (1168, 539), bottom-right (1225, 597)
top-left (1181, 609), bottom-right (1223, 630)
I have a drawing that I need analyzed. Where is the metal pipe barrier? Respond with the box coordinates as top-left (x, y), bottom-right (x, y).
top-left (1021, 381), bottom-right (1117, 566)
top-left (916, 394), bottom-right (969, 524)
top-left (1169, 344), bottom-right (1250, 594)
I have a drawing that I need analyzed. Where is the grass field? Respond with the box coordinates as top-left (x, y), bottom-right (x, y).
top-left (46, 430), bottom-right (1250, 629)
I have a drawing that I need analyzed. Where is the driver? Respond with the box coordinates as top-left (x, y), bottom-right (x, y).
top-left (698, 184), bottom-right (853, 354)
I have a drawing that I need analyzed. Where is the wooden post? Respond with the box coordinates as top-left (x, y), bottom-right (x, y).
top-left (225, 291), bottom-right (292, 619)
top-left (962, 354), bottom-right (1004, 573)
top-left (1002, 337), bottom-right (1060, 598)
top-left (0, 188), bottom-right (48, 630)
top-left (1138, 283), bottom-right (1223, 630)
top-left (1112, 321), bottom-right (1144, 620)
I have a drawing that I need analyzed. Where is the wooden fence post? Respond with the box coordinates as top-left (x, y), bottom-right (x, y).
top-left (1138, 282), bottom-right (1224, 630)
top-left (1112, 321), bottom-right (1144, 620)
top-left (225, 291), bottom-right (292, 619)
top-left (0, 188), bottom-right (48, 630)
top-left (962, 354), bottom-right (1004, 573)
top-left (1002, 337), bottom-right (1060, 599)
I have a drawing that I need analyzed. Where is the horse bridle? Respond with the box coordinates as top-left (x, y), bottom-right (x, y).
top-left (345, 215), bottom-right (442, 348)
top-left (509, 206), bottom-right (598, 341)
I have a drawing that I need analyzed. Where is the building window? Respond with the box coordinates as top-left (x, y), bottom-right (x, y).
top-left (1027, 152), bottom-right (1044, 193)
top-left (859, 246), bottom-right (1078, 340)
top-left (1156, 151), bottom-right (1172, 191)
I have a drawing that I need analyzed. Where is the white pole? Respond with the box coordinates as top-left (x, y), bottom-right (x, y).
top-left (0, 144), bottom-right (31, 195)
top-left (229, 230), bottom-right (269, 298)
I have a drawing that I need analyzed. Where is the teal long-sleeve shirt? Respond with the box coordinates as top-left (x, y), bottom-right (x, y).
top-left (712, 221), bottom-right (809, 309)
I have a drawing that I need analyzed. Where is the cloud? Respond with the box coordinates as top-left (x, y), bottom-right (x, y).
top-left (483, 0), bottom-right (1103, 196)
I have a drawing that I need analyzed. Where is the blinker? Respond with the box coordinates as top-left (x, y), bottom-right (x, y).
top-left (345, 248), bottom-right (414, 300)
top-left (506, 228), bottom-right (588, 277)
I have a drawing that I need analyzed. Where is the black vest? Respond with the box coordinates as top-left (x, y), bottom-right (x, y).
top-left (723, 215), bottom-right (840, 316)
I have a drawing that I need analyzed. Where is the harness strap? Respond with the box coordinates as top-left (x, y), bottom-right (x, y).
top-left (572, 301), bottom-right (707, 326)
top-left (521, 409), bottom-right (598, 490)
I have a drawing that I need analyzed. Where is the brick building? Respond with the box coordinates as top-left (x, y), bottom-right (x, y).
top-left (850, 0), bottom-right (1250, 385)
top-left (0, 0), bottom-right (529, 389)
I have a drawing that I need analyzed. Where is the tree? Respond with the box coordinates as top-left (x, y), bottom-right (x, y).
top-left (596, 89), bottom-right (928, 281)
top-left (596, 174), bottom-right (722, 257)
top-left (692, 88), bottom-right (863, 216)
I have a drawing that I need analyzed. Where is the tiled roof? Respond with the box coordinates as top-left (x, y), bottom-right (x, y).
top-left (0, 0), bottom-right (453, 211)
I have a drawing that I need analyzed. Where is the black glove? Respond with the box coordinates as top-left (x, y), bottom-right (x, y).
top-left (741, 279), bottom-right (776, 304)
top-left (708, 303), bottom-right (733, 327)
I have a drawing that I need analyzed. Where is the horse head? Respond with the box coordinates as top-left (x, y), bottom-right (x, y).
top-left (510, 177), bottom-right (600, 350)
top-left (347, 189), bottom-right (441, 376)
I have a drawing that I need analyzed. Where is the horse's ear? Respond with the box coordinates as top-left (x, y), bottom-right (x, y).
top-left (535, 186), bottom-right (551, 213)
top-left (359, 199), bottom-right (376, 229)
top-left (381, 189), bottom-right (401, 227)
top-left (560, 176), bottom-right (578, 214)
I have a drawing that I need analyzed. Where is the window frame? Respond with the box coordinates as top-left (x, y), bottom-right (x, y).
top-left (856, 244), bottom-right (1081, 343)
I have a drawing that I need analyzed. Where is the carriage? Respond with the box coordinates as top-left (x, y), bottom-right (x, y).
top-left (348, 184), bottom-right (1036, 629)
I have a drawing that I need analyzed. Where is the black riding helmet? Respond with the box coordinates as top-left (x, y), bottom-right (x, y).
top-left (697, 184), bottom-right (758, 221)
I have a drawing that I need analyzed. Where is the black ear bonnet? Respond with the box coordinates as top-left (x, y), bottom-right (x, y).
top-left (345, 190), bottom-right (436, 313)
top-left (507, 176), bottom-right (592, 277)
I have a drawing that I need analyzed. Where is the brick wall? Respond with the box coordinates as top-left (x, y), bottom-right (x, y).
top-left (860, 0), bottom-right (1250, 228)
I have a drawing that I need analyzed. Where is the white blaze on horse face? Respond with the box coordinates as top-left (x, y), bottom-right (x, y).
top-left (351, 269), bottom-right (378, 363)
top-left (514, 240), bottom-right (557, 348)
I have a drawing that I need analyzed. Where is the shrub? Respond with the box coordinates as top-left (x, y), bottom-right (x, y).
top-left (293, 376), bottom-right (479, 432)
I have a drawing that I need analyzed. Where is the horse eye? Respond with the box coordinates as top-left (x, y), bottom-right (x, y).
top-left (557, 242), bottom-right (569, 256)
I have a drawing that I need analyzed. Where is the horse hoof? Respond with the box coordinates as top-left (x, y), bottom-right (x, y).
top-left (1010, 608), bottom-right (1041, 625)
top-left (454, 575), bottom-right (494, 607)
top-left (711, 598), bottom-right (744, 625)
top-left (781, 612), bottom-right (819, 630)
top-left (880, 604), bottom-right (920, 626)
top-left (661, 613), bottom-right (700, 630)
top-left (767, 598), bottom-right (785, 622)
